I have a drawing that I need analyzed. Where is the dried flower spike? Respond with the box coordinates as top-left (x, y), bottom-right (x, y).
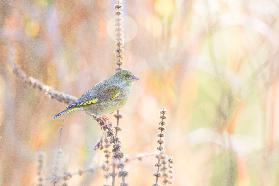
top-left (167, 158), bottom-right (174, 184)
top-left (109, 109), bottom-right (127, 186)
top-left (114, 0), bottom-right (124, 70)
top-left (102, 138), bottom-right (111, 185)
top-left (161, 155), bottom-right (168, 185)
top-left (153, 109), bottom-right (167, 185)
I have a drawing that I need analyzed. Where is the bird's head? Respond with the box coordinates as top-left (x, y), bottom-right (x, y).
top-left (114, 69), bottom-right (139, 83)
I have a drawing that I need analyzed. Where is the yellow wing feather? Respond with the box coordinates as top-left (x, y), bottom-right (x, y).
top-left (79, 98), bottom-right (98, 106)
top-left (111, 92), bottom-right (120, 100)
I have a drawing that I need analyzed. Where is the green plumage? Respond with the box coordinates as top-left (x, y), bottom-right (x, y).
top-left (53, 69), bottom-right (138, 119)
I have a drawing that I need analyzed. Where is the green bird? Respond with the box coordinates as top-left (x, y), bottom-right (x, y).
top-left (53, 69), bottom-right (139, 119)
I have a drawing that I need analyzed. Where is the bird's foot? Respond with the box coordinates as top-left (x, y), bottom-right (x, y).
top-left (97, 115), bottom-right (110, 124)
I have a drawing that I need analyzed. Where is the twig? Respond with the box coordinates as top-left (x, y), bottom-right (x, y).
top-left (9, 61), bottom-right (77, 105)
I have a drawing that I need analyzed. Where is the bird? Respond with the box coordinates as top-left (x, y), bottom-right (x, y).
top-left (53, 69), bottom-right (139, 119)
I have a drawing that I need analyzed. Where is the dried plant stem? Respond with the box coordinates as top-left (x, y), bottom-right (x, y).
top-left (9, 61), bottom-right (77, 105)
top-left (153, 109), bottom-right (167, 186)
top-left (111, 154), bottom-right (117, 186)
top-left (161, 154), bottom-right (168, 185)
top-left (92, 114), bottom-right (116, 146)
top-left (162, 155), bottom-right (174, 185)
top-left (110, 0), bottom-right (128, 185)
top-left (110, 110), bottom-right (128, 186)
top-left (112, 110), bottom-right (121, 185)
top-left (152, 110), bottom-right (173, 185)
top-left (167, 158), bottom-right (174, 185)
top-left (154, 154), bottom-right (162, 185)
top-left (114, 0), bottom-right (124, 71)
top-left (102, 137), bottom-right (111, 186)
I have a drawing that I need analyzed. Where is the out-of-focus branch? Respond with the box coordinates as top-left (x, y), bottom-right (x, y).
top-left (9, 61), bottom-right (77, 104)
top-left (45, 152), bottom-right (158, 183)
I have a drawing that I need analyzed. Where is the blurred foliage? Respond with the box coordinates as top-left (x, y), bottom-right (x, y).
top-left (210, 150), bottom-right (237, 186)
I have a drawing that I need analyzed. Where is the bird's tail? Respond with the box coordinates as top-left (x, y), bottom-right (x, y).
top-left (53, 107), bottom-right (78, 120)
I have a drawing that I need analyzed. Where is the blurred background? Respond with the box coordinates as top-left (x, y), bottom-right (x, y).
top-left (1, 0), bottom-right (279, 185)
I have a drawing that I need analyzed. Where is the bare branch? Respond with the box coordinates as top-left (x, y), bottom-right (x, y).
top-left (9, 61), bottom-right (77, 104)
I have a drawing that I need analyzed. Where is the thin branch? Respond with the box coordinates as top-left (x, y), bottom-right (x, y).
top-left (9, 62), bottom-right (77, 105)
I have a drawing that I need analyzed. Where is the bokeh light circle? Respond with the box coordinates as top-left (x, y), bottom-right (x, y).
top-left (107, 16), bottom-right (138, 43)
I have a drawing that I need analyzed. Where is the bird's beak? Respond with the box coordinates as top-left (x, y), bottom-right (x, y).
top-left (132, 75), bottom-right (139, 81)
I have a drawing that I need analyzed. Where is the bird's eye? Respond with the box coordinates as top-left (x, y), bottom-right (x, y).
top-left (124, 74), bottom-right (130, 78)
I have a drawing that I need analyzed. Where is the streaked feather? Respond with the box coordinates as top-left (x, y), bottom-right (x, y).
top-left (53, 69), bottom-right (137, 119)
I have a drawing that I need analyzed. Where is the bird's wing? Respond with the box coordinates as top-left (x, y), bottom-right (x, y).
top-left (72, 84), bottom-right (121, 108)
top-left (97, 84), bottom-right (121, 101)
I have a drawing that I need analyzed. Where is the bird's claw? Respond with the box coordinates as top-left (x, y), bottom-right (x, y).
top-left (97, 115), bottom-right (109, 123)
